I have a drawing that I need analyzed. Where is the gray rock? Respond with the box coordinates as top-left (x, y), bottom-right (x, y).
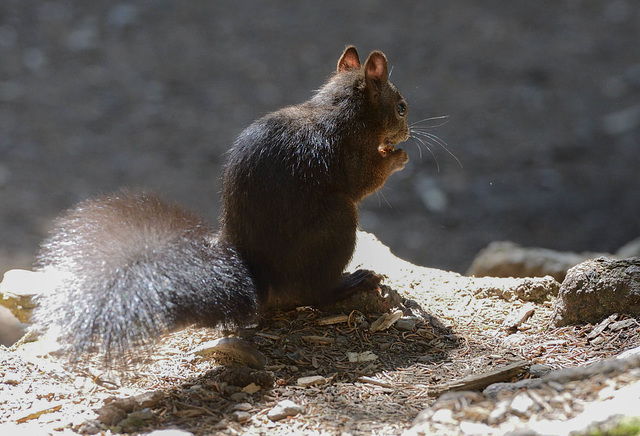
top-left (395, 316), bottom-right (421, 331)
top-left (467, 241), bottom-right (607, 282)
top-left (483, 379), bottom-right (542, 398)
top-left (230, 410), bottom-right (251, 422)
top-left (473, 275), bottom-right (560, 303)
top-left (528, 364), bottom-right (552, 378)
top-left (229, 392), bottom-right (250, 402)
top-left (551, 257), bottom-right (640, 327)
top-left (484, 355), bottom-right (640, 400)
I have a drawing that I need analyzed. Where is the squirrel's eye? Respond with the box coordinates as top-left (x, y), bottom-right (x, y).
top-left (396, 102), bottom-right (407, 117)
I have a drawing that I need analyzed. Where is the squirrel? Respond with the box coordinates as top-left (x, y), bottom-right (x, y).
top-left (32, 46), bottom-right (410, 365)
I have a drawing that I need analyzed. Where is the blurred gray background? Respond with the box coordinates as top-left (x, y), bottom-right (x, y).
top-left (1, 1), bottom-right (640, 281)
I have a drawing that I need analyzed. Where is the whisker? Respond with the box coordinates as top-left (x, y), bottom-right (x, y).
top-left (412, 130), bottom-right (462, 168)
top-left (376, 189), bottom-right (393, 209)
top-left (410, 115), bottom-right (450, 129)
top-left (409, 136), bottom-right (424, 161)
top-left (410, 135), bottom-right (440, 172)
top-left (377, 188), bottom-right (393, 209)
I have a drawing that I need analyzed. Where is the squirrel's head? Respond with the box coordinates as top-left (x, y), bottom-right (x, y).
top-left (337, 46), bottom-right (410, 173)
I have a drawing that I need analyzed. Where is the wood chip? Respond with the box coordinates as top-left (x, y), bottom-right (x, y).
top-left (502, 303), bottom-right (535, 332)
top-left (316, 314), bottom-right (350, 325)
top-left (370, 309), bottom-right (403, 332)
top-left (587, 313), bottom-right (618, 340)
top-left (609, 319), bottom-right (637, 331)
top-left (255, 332), bottom-right (281, 340)
top-left (15, 402), bottom-right (64, 423)
top-left (358, 376), bottom-right (394, 389)
top-left (431, 360), bottom-right (531, 395)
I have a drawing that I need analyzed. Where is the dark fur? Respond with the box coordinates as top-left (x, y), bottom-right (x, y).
top-left (33, 46), bottom-right (409, 364)
top-left (220, 48), bottom-right (409, 309)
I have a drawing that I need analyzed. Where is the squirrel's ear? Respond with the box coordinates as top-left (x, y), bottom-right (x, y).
top-left (337, 46), bottom-right (361, 72)
top-left (364, 51), bottom-right (389, 88)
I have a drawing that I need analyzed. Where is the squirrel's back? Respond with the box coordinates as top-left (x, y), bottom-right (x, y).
top-left (34, 190), bottom-right (258, 362)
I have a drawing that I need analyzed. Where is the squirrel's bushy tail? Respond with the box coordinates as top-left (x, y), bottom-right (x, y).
top-left (32, 190), bottom-right (258, 364)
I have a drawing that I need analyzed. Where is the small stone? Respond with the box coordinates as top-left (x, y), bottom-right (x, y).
top-left (346, 351), bottom-right (378, 363)
top-left (528, 364), bottom-right (552, 377)
top-left (487, 402), bottom-right (509, 424)
top-left (459, 421), bottom-right (496, 435)
top-left (509, 392), bottom-right (535, 416)
top-left (119, 415), bottom-right (150, 431)
top-left (97, 404), bottom-right (126, 425)
top-left (187, 384), bottom-right (203, 392)
top-left (231, 411), bottom-right (251, 422)
top-left (396, 316), bottom-right (421, 331)
top-left (296, 375), bottom-right (328, 387)
top-left (232, 402), bottom-right (252, 412)
top-left (229, 392), bottom-right (250, 402)
top-left (128, 408), bottom-right (154, 421)
top-left (193, 337), bottom-right (266, 369)
top-left (76, 421), bottom-right (102, 435)
top-left (462, 405), bottom-right (491, 421)
top-left (431, 408), bottom-right (456, 424)
top-left (597, 386), bottom-right (616, 401)
top-left (483, 379), bottom-right (542, 398)
top-left (117, 408), bottom-right (155, 431)
top-left (267, 400), bottom-right (304, 422)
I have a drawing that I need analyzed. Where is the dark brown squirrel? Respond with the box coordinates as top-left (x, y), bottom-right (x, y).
top-left (33, 46), bottom-right (410, 364)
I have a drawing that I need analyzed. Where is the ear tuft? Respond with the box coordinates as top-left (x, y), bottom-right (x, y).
top-left (364, 51), bottom-right (389, 85)
top-left (337, 46), bottom-right (361, 72)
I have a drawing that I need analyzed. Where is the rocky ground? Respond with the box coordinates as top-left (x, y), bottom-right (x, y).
top-left (1, 232), bottom-right (639, 435)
